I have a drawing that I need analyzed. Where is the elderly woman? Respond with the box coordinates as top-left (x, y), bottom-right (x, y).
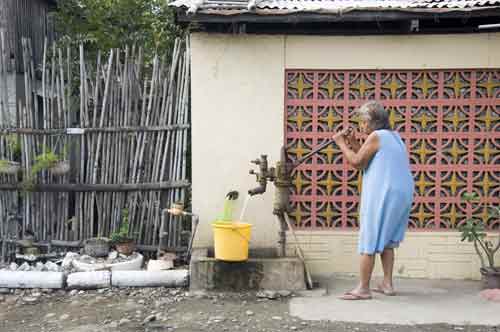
top-left (334, 101), bottom-right (414, 300)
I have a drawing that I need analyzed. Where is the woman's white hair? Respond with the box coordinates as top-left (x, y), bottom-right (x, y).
top-left (357, 101), bottom-right (391, 130)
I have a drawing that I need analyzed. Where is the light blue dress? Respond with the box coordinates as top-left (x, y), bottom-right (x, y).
top-left (358, 129), bottom-right (415, 255)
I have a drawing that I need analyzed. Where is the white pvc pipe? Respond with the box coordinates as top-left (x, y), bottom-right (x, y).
top-left (478, 23), bottom-right (500, 30)
top-left (0, 272), bottom-right (64, 289)
top-left (67, 271), bottom-right (111, 289)
top-left (111, 270), bottom-right (188, 288)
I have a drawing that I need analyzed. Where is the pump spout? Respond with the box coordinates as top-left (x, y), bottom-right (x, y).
top-left (248, 183), bottom-right (267, 196)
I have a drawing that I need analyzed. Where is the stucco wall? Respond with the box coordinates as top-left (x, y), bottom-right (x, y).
top-left (190, 32), bottom-right (500, 279)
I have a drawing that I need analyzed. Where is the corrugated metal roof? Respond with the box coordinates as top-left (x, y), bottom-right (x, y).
top-left (170, 0), bottom-right (500, 13)
top-left (408, 0), bottom-right (500, 7)
top-left (257, 0), bottom-right (413, 10)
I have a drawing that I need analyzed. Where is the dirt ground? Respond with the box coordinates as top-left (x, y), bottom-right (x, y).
top-left (0, 288), bottom-right (498, 332)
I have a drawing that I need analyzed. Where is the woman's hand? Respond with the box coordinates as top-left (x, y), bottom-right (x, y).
top-left (333, 128), bottom-right (380, 170)
top-left (343, 128), bottom-right (361, 152)
top-left (332, 128), bottom-right (350, 146)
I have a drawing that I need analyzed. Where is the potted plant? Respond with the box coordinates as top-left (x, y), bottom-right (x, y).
top-left (31, 150), bottom-right (69, 176)
top-left (111, 209), bottom-right (136, 256)
top-left (458, 192), bottom-right (500, 289)
top-left (83, 237), bottom-right (111, 257)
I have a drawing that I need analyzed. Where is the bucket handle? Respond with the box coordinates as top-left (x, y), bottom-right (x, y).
top-left (231, 228), bottom-right (251, 243)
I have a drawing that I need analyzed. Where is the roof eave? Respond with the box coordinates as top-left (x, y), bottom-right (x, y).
top-left (173, 6), bottom-right (500, 23)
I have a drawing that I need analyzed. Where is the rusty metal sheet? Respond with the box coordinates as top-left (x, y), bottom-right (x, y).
top-left (170, 0), bottom-right (500, 12)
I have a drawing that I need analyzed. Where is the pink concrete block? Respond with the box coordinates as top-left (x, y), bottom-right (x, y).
top-left (479, 289), bottom-right (500, 302)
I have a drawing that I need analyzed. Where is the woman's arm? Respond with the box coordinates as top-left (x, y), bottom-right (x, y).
top-left (334, 131), bottom-right (380, 170)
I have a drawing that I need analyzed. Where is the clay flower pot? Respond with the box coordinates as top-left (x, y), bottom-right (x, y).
top-left (84, 238), bottom-right (110, 257)
top-left (480, 267), bottom-right (500, 289)
top-left (49, 160), bottom-right (70, 175)
top-left (115, 240), bottom-right (136, 256)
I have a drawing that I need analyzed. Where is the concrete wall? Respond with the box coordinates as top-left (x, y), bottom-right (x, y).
top-left (190, 32), bottom-right (500, 280)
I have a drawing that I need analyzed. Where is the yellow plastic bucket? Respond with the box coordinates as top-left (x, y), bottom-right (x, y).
top-left (212, 222), bottom-right (252, 262)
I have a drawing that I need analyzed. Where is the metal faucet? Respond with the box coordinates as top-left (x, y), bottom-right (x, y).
top-left (163, 202), bottom-right (200, 262)
top-left (248, 155), bottom-right (275, 196)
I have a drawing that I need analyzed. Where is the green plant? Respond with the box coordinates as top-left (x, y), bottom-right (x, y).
top-left (458, 192), bottom-right (500, 271)
top-left (31, 151), bottom-right (60, 175)
top-left (0, 159), bottom-right (9, 169)
top-left (110, 209), bottom-right (134, 243)
top-left (20, 177), bottom-right (36, 192)
top-left (217, 191), bottom-right (239, 223)
top-left (6, 134), bottom-right (21, 160)
top-left (54, 0), bottom-right (183, 66)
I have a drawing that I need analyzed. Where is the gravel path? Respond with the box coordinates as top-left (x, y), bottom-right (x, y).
top-left (0, 288), bottom-right (498, 332)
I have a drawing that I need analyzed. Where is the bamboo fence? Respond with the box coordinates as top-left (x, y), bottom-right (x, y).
top-left (0, 31), bottom-right (191, 259)
top-left (0, 29), bottom-right (17, 260)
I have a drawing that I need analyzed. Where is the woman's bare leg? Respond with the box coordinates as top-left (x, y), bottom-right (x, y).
top-left (340, 254), bottom-right (375, 299)
top-left (380, 248), bottom-right (395, 291)
top-left (340, 254), bottom-right (375, 300)
top-left (359, 254), bottom-right (375, 292)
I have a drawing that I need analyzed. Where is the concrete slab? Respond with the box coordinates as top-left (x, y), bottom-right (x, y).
top-left (190, 256), bottom-right (305, 291)
top-left (290, 277), bottom-right (500, 326)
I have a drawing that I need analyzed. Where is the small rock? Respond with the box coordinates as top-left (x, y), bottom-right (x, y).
top-left (191, 290), bottom-right (208, 299)
top-left (453, 328), bottom-right (464, 331)
top-left (290, 326), bottom-right (298, 330)
top-left (59, 314), bottom-right (69, 321)
top-left (31, 292), bottom-right (41, 297)
top-left (278, 290), bottom-right (292, 297)
top-left (18, 262), bottom-right (31, 271)
top-left (145, 323), bottom-right (174, 332)
top-left (301, 322), bottom-right (308, 326)
top-left (210, 315), bottom-right (225, 322)
top-left (108, 251), bottom-right (118, 260)
top-left (78, 290), bottom-right (85, 295)
top-left (69, 289), bottom-right (78, 296)
top-left (245, 310), bottom-right (254, 316)
top-left (45, 313), bottom-right (56, 319)
top-left (34, 262), bottom-right (46, 272)
top-left (22, 296), bottom-right (39, 305)
top-left (272, 316), bottom-right (283, 321)
top-left (143, 314), bottom-right (157, 324)
top-left (45, 261), bottom-right (60, 272)
top-left (119, 318), bottom-right (131, 325)
top-left (9, 263), bottom-right (18, 271)
top-left (109, 321), bottom-right (119, 328)
top-left (62, 252), bottom-right (78, 270)
top-left (257, 290), bottom-right (278, 300)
